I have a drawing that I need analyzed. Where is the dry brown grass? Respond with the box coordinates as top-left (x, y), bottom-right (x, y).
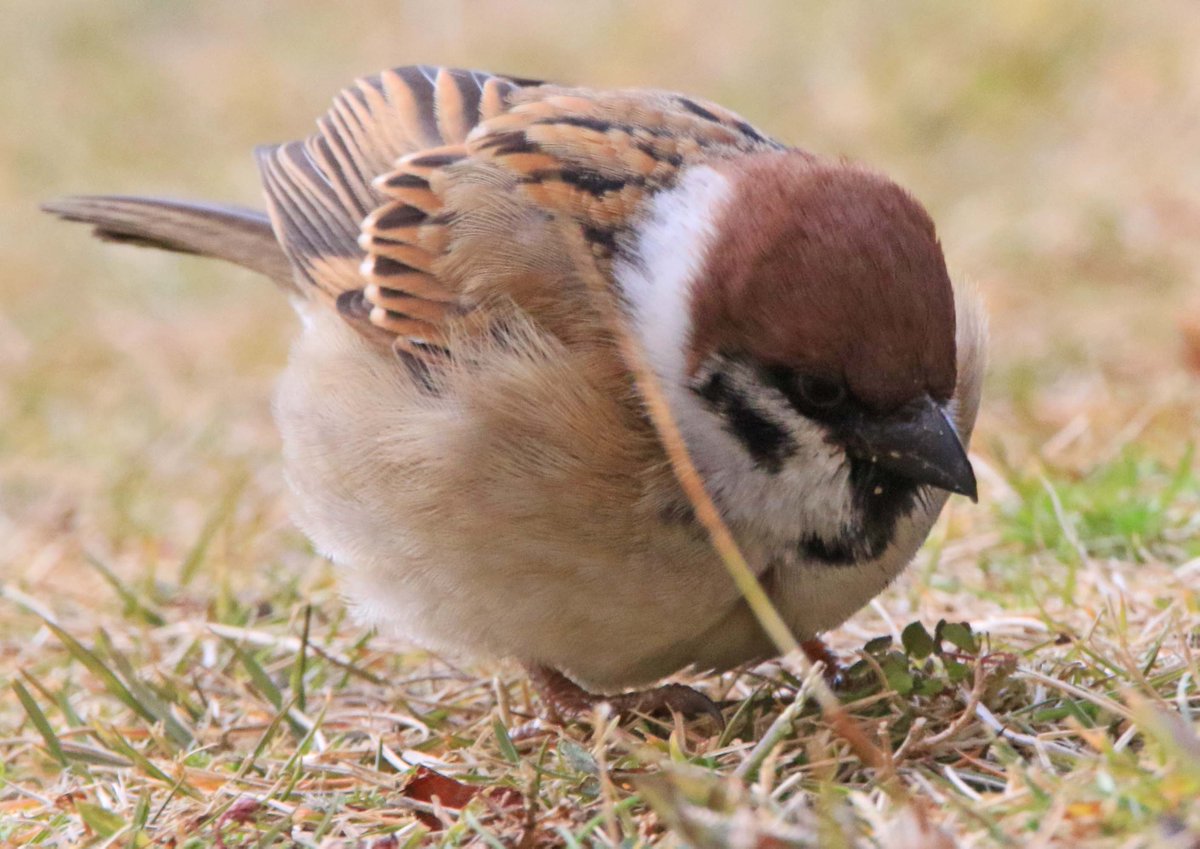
top-left (3, 2), bottom-right (1200, 845)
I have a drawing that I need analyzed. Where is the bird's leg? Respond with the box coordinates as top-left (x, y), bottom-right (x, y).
top-left (524, 665), bottom-right (724, 728)
top-left (801, 637), bottom-right (845, 686)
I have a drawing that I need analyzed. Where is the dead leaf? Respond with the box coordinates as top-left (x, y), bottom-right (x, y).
top-left (401, 766), bottom-right (522, 831)
top-left (215, 797), bottom-right (263, 849)
top-left (403, 766), bottom-right (478, 811)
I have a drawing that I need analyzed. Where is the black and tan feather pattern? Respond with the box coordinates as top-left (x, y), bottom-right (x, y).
top-left (260, 67), bottom-right (779, 353)
top-left (256, 141), bottom-right (362, 299)
top-left (358, 143), bottom-right (466, 313)
top-left (357, 80), bottom-right (780, 356)
top-left (255, 66), bottom-right (539, 327)
top-left (465, 87), bottom-right (782, 257)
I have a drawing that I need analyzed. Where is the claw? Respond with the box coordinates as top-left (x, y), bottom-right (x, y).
top-left (801, 637), bottom-right (846, 688)
top-left (525, 665), bottom-right (724, 729)
top-left (605, 682), bottom-right (726, 728)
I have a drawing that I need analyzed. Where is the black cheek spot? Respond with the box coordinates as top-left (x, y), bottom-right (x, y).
top-left (692, 372), bottom-right (796, 473)
top-left (726, 404), bottom-right (794, 474)
top-left (695, 371), bottom-right (728, 405)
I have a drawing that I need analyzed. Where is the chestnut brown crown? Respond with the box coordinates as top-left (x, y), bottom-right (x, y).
top-left (688, 152), bottom-right (957, 412)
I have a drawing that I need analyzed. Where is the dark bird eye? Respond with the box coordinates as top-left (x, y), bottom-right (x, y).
top-left (797, 376), bottom-right (846, 409)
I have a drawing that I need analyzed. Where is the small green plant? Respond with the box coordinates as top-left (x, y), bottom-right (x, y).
top-left (843, 619), bottom-right (1002, 700)
top-left (1003, 447), bottom-right (1199, 562)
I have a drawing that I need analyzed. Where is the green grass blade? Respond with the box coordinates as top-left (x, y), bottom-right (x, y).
top-left (492, 717), bottom-right (519, 765)
top-left (289, 604), bottom-right (312, 712)
top-left (12, 680), bottom-right (69, 768)
top-left (95, 628), bottom-right (194, 747)
top-left (42, 619), bottom-right (192, 747)
top-left (85, 552), bottom-right (165, 627)
top-left (96, 725), bottom-right (202, 800)
top-left (75, 801), bottom-right (127, 839)
top-left (228, 639), bottom-right (283, 709)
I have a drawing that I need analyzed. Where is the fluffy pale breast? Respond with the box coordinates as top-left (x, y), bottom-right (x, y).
top-left (275, 304), bottom-right (762, 691)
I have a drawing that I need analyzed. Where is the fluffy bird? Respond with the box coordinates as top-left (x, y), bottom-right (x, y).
top-left (46, 65), bottom-right (985, 720)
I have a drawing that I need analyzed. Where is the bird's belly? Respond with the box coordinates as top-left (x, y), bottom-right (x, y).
top-left (274, 310), bottom-right (755, 691)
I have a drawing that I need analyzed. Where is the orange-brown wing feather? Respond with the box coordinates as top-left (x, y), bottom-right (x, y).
top-left (263, 68), bottom-right (778, 355)
top-left (256, 66), bottom-right (541, 346)
top-left (357, 83), bottom-right (780, 358)
top-left (464, 86), bottom-right (782, 258)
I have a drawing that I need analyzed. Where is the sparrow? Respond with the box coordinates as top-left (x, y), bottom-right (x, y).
top-left (46, 65), bottom-right (985, 721)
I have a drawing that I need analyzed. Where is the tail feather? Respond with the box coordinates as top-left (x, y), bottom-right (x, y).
top-left (41, 195), bottom-right (297, 291)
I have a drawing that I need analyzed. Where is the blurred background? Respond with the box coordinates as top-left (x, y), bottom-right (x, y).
top-left (3, 0), bottom-right (1199, 641)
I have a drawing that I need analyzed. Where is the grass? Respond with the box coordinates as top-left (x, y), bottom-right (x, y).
top-left (3, 1), bottom-right (1200, 845)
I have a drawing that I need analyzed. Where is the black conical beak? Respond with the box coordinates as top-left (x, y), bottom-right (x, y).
top-left (847, 396), bottom-right (977, 501)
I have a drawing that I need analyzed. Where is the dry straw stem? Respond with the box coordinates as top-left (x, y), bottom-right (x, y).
top-left (561, 223), bottom-right (896, 783)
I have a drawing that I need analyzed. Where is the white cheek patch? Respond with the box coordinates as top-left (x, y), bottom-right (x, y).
top-left (613, 165), bottom-right (732, 388)
top-left (688, 362), bottom-right (857, 545)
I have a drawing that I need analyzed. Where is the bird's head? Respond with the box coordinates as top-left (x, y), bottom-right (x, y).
top-left (618, 150), bottom-right (976, 563)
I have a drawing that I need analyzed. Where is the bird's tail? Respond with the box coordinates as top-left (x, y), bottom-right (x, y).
top-left (41, 195), bottom-right (298, 292)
